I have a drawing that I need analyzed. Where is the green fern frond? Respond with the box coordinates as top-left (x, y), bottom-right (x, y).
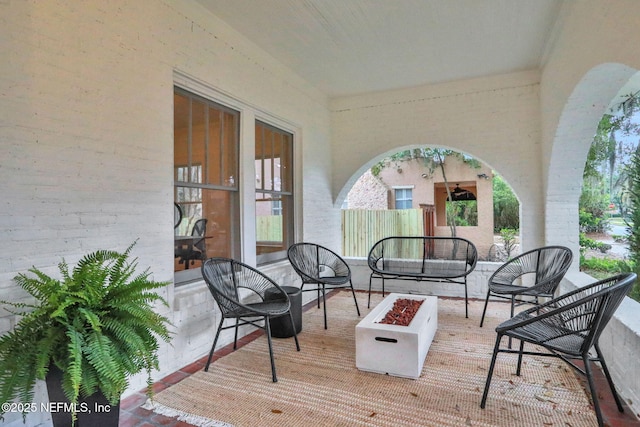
top-left (77, 307), bottom-right (102, 332)
top-left (34, 329), bottom-right (61, 379)
top-left (59, 259), bottom-right (71, 283)
top-left (84, 333), bottom-right (127, 405)
top-left (106, 241), bottom-right (137, 287)
top-left (108, 304), bottom-right (171, 339)
top-left (84, 333), bottom-right (123, 385)
top-left (13, 270), bottom-right (56, 302)
top-left (64, 326), bottom-right (84, 404)
top-left (0, 330), bottom-right (38, 405)
top-left (50, 298), bottom-right (80, 320)
top-left (0, 300), bottom-right (39, 314)
top-left (78, 359), bottom-right (99, 398)
top-left (102, 319), bottom-right (147, 355)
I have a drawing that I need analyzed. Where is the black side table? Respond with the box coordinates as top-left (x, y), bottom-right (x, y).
top-left (265, 286), bottom-right (302, 338)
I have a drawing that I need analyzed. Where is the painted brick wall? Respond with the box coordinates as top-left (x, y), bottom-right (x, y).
top-left (1, 1), bottom-right (333, 424)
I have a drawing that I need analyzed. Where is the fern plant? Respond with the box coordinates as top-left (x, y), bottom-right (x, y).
top-left (0, 242), bottom-right (172, 419)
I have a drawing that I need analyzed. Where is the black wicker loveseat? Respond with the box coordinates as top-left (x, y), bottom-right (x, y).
top-left (367, 236), bottom-right (478, 317)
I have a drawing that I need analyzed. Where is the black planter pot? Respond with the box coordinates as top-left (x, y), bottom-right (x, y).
top-left (45, 366), bottom-right (120, 427)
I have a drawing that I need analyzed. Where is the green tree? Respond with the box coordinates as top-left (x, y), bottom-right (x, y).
top-left (624, 144), bottom-right (640, 300)
top-left (582, 98), bottom-right (640, 222)
top-left (492, 174), bottom-right (519, 231)
top-left (579, 92), bottom-right (640, 301)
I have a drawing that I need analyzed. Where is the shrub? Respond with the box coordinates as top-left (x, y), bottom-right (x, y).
top-left (579, 255), bottom-right (640, 302)
top-left (579, 209), bottom-right (609, 234)
top-left (579, 232), bottom-right (611, 254)
top-left (499, 228), bottom-right (518, 259)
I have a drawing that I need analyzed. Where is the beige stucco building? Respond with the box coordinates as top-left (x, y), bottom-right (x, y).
top-left (347, 156), bottom-right (495, 257)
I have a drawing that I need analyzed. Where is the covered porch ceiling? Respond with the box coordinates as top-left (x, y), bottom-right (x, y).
top-left (196, 0), bottom-right (566, 97)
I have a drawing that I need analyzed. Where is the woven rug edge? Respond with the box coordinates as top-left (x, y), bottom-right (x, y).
top-left (142, 398), bottom-right (235, 427)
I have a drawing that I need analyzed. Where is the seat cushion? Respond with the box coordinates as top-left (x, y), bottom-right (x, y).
top-left (231, 300), bottom-right (291, 317)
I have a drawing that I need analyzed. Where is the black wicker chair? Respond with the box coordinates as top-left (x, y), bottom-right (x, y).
top-left (287, 242), bottom-right (360, 329)
top-left (201, 258), bottom-right (300, 382)
top-left (479, 246), bottom-right (573, 327)
top-left (480, 273), bottom-right (636, 427)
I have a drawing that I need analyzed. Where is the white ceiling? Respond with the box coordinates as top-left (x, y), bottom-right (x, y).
top-left (196, 0), bottom-right (565, 97)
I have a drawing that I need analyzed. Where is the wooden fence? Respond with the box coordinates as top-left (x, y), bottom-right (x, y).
top-left (256, 216), bottom-right (282, 242)
top-left (342, 209), bottom-right (424, 257)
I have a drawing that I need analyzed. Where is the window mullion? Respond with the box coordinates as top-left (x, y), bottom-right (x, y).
top-left (219, 110), bottom-right (224, 186)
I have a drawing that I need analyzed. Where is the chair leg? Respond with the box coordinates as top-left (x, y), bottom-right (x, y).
top-left (367, 275), bottom-right (373, 309)
top-left (265, 316), bottom-right (278, 382)
top-left (322, 285), bottom-right (328, 329)
top-left (464, 279), bottom-right (469, 318)
top-left (594, 343), bottom-right (624, 413)
top-left (205, 317), bottom-right (225, 372)
top-left (479, 290), bottom-right (491, 327)
top-left (508, 296), bottom-right (515, 349)
top-left (516, 339), bottom-right (525, 376)
top-left (583, 354), bottom-right (605, 427)
top-left (480, 333), bottom-right (503, 408)
top-left (381, 277), bottom-right (386, 298)
top-left (288, 312), bottom-right (301, 351)
top-left (233, 318), bottom-right (239, 350)
top-left (349, 280), bottom-right (361, 317)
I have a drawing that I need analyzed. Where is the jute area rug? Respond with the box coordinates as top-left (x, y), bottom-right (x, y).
top-left (144, 291), bottom-right (597, 426)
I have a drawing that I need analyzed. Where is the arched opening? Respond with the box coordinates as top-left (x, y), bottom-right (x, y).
top-left (339, 145), bottom-right (520, 261)
top-left (544, 63), bottom-right (639, 263)
top-left (577, 72), bottom-right (640, 297)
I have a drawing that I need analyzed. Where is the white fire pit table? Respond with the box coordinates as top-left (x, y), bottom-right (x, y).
top-left (356, 293), bottom-right (437, 379)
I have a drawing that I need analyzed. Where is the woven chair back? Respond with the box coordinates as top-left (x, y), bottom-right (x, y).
top-left (492, 245), bottom-right (572, 293)
top-left (202, 257), bottom-right (282, 317)
top-left (288, 243), bottom-right (350, 282)
top-left (556, 273), bottom-right (635, 353)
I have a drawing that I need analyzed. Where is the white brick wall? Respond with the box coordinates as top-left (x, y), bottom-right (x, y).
top-left (1, 1), bottom-right (333, 424)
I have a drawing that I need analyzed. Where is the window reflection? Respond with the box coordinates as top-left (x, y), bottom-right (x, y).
top-left (255, 121), bottom-right (293, 263)
top-left (174, 88), bottom-right (240, 279)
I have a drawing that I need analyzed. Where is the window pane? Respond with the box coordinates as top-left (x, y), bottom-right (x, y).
top-left (273, 132), bottom-right (282, 191)
top-left (255, 123), bottom-right (264, 190)
top-left (174, 93), bottom-right (189, 182)
top-left (222, 111), bottom-right (238, 187)
top-left (256, 192), bottom-right (284, 252)
top-left (190, 100), bottom-right (206, 184)
top-left (174, 88), bottom-right (240, 282)
top-left (280, 133), bottom-right (292, 192)
top-left (255, 121), bottom-right (294, 264)
top-left (207, 107), bottom-right (222, 186)
top-left (175, 187), bottom-right (238, 272)
top-left (264, 127), bottom-right (275, 191)
top-left (395, 188), bottom-right (412, 209)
